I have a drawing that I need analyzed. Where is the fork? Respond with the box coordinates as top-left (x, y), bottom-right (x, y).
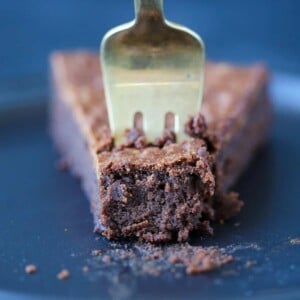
top-left (100, 0), bottom-right (205, 145)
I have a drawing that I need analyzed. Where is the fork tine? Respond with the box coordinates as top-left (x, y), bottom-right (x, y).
top-left (112, 106), bottom-right (195, 145)
top-left (109, 103), bottom-right (136, 146)
top-left (174, 111), bottom-right (189, 144)
top-left (143, 109), bottom-right (166, 143)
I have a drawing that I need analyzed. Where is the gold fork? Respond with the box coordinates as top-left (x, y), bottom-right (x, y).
top-left (100, 0), bottom-right (205, 145)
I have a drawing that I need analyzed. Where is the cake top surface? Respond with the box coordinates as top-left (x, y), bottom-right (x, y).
top-left (98, 139), bottom-right (210, 171)
top-left (51, 51), bottom-right (269, 160)
top-left (51, 51), bottom-right (268, 128)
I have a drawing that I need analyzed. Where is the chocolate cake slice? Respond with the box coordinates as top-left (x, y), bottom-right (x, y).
top-left (50, 51), bottom-right (271, 243)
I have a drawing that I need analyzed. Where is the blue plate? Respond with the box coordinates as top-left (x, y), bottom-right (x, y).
top-left (0, 73), bottom-right (300, 300)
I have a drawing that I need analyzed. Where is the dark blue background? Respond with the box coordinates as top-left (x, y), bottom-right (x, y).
top-left (1, 0), bottom-right (300, 80)
top-left (1, 1), bottom-right (300, 299)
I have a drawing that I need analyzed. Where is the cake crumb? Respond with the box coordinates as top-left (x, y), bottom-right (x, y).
top-left (102, 255), bottom-right (112, 264)
top-left (25, 264), bottom-right (37, 274)
top-left (290, 238), bottom-right (300, 245)
top-left (91, 249), bottom-right (102, 256)
top-left (82, 266), bottom-right (90, 273)
top-left (245, 260), bottom-right (256, 268)
top-left (168, 255), bottom-right (181, 264)
top-left (57, 269), bottom-right (70, 280)
top-left (163, 245), bottom-right (233, 275)
top-left (88, 243), bottom-right (233, 278)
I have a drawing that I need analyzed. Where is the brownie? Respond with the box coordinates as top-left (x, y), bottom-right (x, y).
top-left (97, 140), bottom-right (215, 242)
top-left (50, 51), bottom-right (271, 243)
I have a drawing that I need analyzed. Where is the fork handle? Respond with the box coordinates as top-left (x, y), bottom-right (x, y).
top-left (134, 0), bottom-right (164, 18)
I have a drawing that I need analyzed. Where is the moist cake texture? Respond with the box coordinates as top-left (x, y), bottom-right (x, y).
top-left (98, 140), bottom-right (215, 242)
top-left (50, 51), bottom-right (271, 243)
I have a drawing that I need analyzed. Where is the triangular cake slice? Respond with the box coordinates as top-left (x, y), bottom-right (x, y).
top-left (50, 51), bottom-right (271, 243)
